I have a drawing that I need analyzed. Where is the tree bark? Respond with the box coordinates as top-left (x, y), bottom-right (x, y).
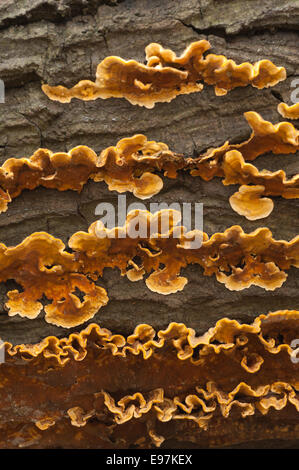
top-left (0, 0), bottom-right (298, 448)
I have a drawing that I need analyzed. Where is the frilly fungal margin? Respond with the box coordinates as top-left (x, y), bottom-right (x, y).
top-left (0, 112), bottom-right (298, 220)
top-left (0, 209), bottom-right (298, 327)
top-left (0, 310), bottom-right (298, 448)
top-left (278, 102), bottom-right (299, 120)
top-left (41, 40), bottom-right (286, 108)
top-left (1, 33), bottom-right (297, 451)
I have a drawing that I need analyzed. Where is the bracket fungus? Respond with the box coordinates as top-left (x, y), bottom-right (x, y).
top-left (278, 102), bottom-right (299, 120)
top-left (69, 210), bottom-right (299, 295)
top-left (0, 210), bottom-right (298, 327)
top-left (0, 135), bottom-right (186, 214)
top-left (0, 233), bottom-right (108, 328)
top-left (0, 11), bottom-right (297, 450)
top-left (222, 149), bottom-right (299, 219)
top-left (0, 310), bottom-right (298, 448)
top-left (0, 112), bottom-right (297, 220)
top-left (229, 184), bottom-right (274, 221)
top-left (41, 40), bottom-right (286, 108)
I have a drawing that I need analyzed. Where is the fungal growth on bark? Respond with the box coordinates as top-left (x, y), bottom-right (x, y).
top-left (222, 149), bottom-right (298, 218)
top-left (229, 185), bottom-right (274, 220)
top-left (0, 113), bottom-right (298, 220)
top-left (0, 233), bottom-right (108, 328)
top-left (278, 102), bottom-right (299, 120)
top-left (0, 210), bottom-right (298, 327)
top-left (0, 310), bottom-right (298, 448)
top-left (0, 135), bottom-right (185, 213)
top-left (41, 40), bottom-right (286, 108)
top-left (0, 0), bottom-right (298, 451)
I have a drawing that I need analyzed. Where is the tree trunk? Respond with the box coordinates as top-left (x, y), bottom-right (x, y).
top-left (0, 0), bottom-right (298, 449)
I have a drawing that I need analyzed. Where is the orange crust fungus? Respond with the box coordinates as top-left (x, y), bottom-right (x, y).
top-left (0, 310), bottom-right (298, 448)
top-left (229, 185), bottom-right (274, 221)
top-left (0, 112), bottom-right (298, 220)
top-left (0, 210), bottom-right (298, 327)
top-left (278, 102), bottom-right (299, 120)
top-left (0, 233), bottom-right (108, 328)
top-left (41, 40), bottom-right (286, 108)
top-left (69, 209), bottom-right (299, 294)
top-left (1, 33), bottom-right (297, 452)
top-left (0, 135), bottom-right (186, 214)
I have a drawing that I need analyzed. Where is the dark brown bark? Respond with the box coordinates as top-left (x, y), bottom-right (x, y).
top-left (0, 0), bottom-right (298, 448)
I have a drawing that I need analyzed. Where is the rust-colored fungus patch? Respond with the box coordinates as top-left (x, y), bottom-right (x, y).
top-left (208, 110), bottom-right (299, 167)
top-left (41, 40), bottom-right (286, 108)
top-left (0, 112), bottom-right (297, 220)
top-left (229, 185), bottom-right (274, 220)
top-left (91, 135), bottom-right (179, 199)
top-left (0, 210), bottom-right (298, 326)
top-left (278, 102), bottom-right (299, 120)
top-left (70, 210), bottom-right (299, 294)
top-left (0, 135), bottom-right (186, 214)
top-left (222, 149), bottom-right (298, 218)
top-left (1, 310), bottom-right (298, 448)
top-left (145, 42), bottom-right (286, 97)
top-left (0, 233), bottom-right (108, 328)
top-left (3, 33), bottom-right (297, 451)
